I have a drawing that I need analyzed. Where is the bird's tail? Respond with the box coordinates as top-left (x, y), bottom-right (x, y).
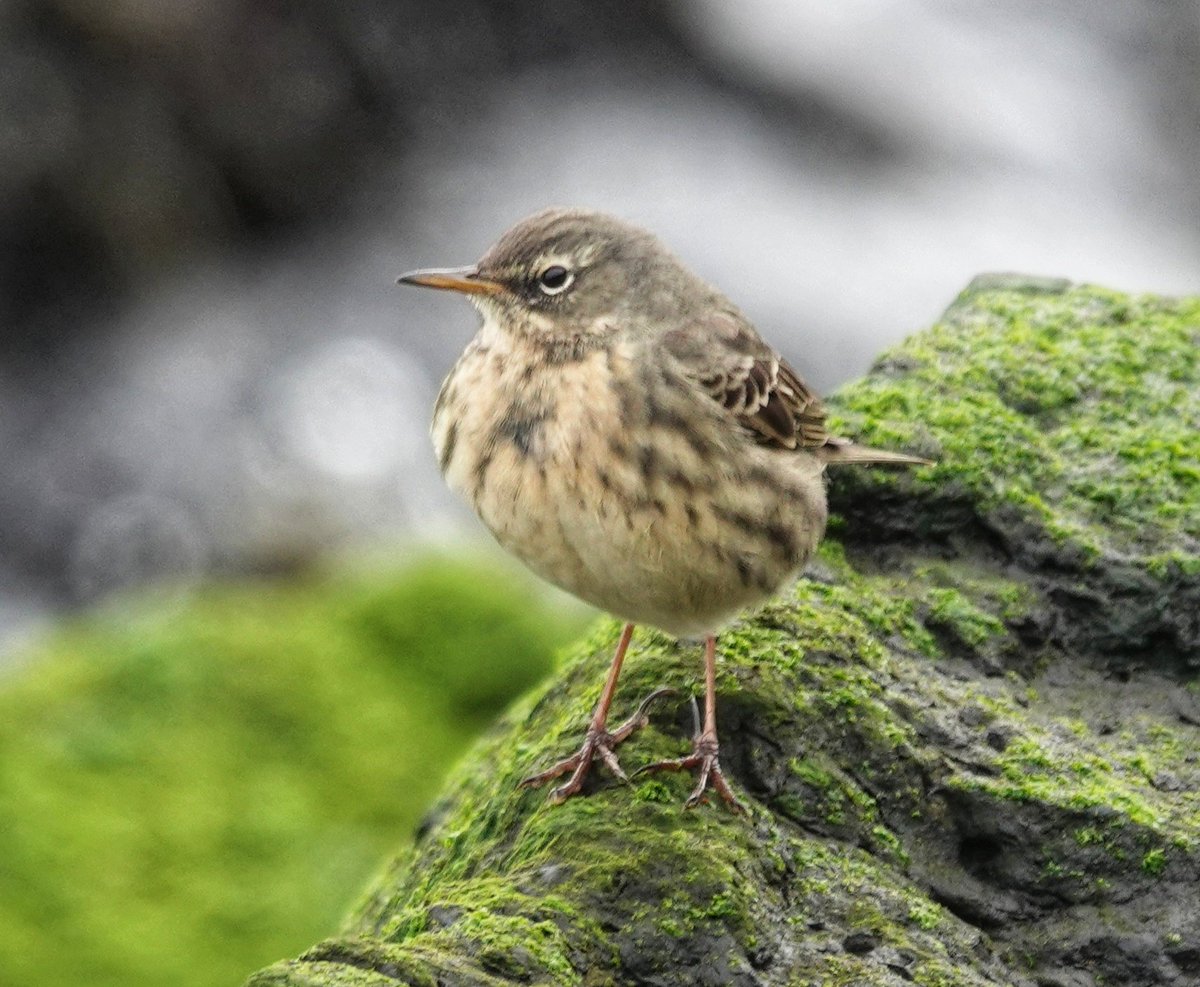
top-left (816, 437), bottom-right (934, 468)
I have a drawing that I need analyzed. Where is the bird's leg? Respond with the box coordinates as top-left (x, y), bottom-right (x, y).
top-left (635, 635), bottom-right (747, 814)
top-left (520, 623), bottom-right (672, 804)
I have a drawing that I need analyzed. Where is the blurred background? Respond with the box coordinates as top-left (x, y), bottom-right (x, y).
top-left (1, 1), bottom-right (1199, 985)
top-left (3, 0), bottom-right (1199, 646)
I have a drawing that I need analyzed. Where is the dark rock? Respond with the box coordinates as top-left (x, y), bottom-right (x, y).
top-left (844, 931), bottom-right (879, 954)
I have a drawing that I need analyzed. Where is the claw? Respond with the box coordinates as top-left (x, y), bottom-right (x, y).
top-left (521, 686), bottom-right (675, 804)
top-left (609, 686), bottom-right (676, 744)
top-left (519, 753), bottom-right (583, 790)
top-left (636, 734), bottom-right (748, 815)
top-left (632, 756), bottom-right (684, 778)
top-left (597, 744), bottom-right (629, 782)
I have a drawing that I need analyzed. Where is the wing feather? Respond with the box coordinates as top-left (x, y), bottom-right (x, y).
top-left (660, 311), bottom-right (829, 451)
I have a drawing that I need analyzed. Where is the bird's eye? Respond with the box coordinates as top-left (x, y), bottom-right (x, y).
top-left (537, 265), bottom-right (573, 295)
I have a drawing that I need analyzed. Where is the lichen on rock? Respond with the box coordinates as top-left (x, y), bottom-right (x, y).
top-left (248, 278), bottom-right (1200, 987)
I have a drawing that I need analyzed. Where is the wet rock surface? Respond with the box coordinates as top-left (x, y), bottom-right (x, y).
top-left (247, 279), bottom-right (1200, 985)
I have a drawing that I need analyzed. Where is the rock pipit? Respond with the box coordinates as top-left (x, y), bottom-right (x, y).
top-left (399, 208), bottom-right (930, 812)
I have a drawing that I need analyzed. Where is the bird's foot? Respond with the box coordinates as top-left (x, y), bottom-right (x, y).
top-left (520, 687), bottom-right (674, 804)
top-left (636, 732), bottom-right (747, 814)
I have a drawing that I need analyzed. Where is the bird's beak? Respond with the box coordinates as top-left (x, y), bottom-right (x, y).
top-left (396, 265), bottom-right (506, 296)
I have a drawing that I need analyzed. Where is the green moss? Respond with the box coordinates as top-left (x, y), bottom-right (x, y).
top-left (943, 699), bottom-right (1200, 885)
top-left (1141, 848), bottom-right (1168, 877)
top-left (455, 911), bottom-right (578, 984)
top-left (872, 825), bottom-right (909, 864)
top-left (0, 554), bottom-right (584, 987)
top-left (923, 588), bottom-right (1006, 648)
top-left (657, 915), bottom-right (687, 938)
top-left (786, 756), bottom-right (880, 829)
top-left (907, 899), bottom-right (944, 931)
top-left (832, 286), bottom-right (1200, 566)
top-left (632, 779), bottom-right (675, 804)
top-left (690, 891), bottom-right (739, 921)
top-left (963, 736), bottom-right (1148, 824)
top-left (321, 574), bottom-right (1074, 983)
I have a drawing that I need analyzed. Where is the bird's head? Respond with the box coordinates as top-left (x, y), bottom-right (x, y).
top-left (398, 208), bottom-right (713, 340)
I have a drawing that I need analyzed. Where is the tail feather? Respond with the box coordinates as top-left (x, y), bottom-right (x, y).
top-left (816, 438), bottom-right (934, 468)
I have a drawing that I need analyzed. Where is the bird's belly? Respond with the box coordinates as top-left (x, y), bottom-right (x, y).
top-left (507, 461), bottom-right (822, 636)
top-left (437, 366), bottom-right (826, 636)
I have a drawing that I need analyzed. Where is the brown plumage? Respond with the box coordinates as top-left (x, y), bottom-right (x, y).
top-left (399, 207), bottom-right (931, 813)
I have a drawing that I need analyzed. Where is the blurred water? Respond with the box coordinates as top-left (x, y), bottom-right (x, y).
top-left (2, 0), bottom-right (1198, 652)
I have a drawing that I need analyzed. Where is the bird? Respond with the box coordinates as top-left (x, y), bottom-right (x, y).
top-left (398, 208), bottom-right (931, 812)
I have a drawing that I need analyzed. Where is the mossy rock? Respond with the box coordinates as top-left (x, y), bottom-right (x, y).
top-left (831, 274), bottom-right (1200, 668)
top-left (250, 279), bottom-right (1200, 987)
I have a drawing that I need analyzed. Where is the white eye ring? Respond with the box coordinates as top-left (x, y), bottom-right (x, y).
top-left (537, 265), bottom-right (574, 295)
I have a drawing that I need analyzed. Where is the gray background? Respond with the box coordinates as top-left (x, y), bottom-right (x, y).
top-left (2, 0), bottom-right (1198, 648)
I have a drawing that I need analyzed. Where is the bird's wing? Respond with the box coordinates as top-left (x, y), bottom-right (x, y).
top-left (659, 311), bottom-right (829, 451)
